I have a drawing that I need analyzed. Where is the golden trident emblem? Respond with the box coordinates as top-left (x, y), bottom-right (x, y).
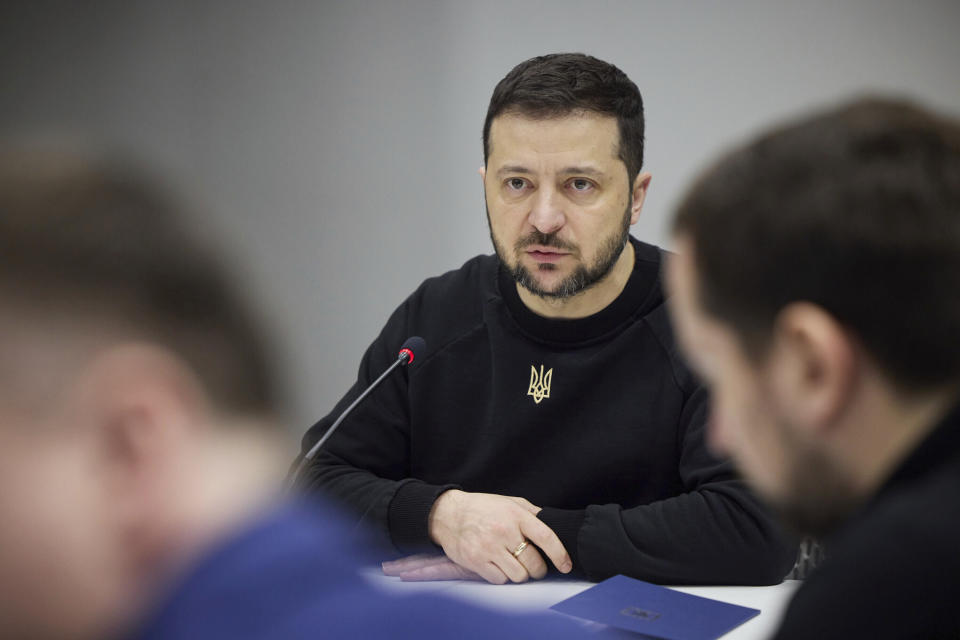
top-left (527, 364), bottom-right (553, 404)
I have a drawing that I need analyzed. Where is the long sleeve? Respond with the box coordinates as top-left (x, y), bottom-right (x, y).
top-left (295, 295), bottom-right (456, 554)
top-left (538, 385), bottom-right (798, 584)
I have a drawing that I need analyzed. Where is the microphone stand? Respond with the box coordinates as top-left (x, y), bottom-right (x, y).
top-left (287, 350), bottom-right (412, 490)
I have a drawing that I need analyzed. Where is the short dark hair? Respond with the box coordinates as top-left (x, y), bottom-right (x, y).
top-left (482, 53), bottom-right (645, 185)
top-left (673, 97), bottom-right (960, 391)
top-left (0, 150), bottom-right (279, 417)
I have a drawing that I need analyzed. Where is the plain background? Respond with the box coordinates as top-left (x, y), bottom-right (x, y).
top-left (2, 1), bottom-right (959, 445)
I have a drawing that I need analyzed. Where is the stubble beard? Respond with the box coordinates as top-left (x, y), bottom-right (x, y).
top-left (487, 201), bottom-right (632, 300)
top-left (765, 417), bottom-right (863, 539)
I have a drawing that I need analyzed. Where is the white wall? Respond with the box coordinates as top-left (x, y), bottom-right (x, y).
top-left (3, 1), bottom-right (959, 445)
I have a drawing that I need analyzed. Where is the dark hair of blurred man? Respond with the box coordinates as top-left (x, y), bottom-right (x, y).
top-left (0, 149), bottom-right (588, 640)
top-left (667, 98), bottom-right (960, 639)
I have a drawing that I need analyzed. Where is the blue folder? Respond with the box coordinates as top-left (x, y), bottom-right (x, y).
top-left (550, 575), bottom-right (760, 639)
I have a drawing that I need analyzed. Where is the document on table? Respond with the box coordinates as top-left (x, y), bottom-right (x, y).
top-left (550, 575), bottom-right (760, 639)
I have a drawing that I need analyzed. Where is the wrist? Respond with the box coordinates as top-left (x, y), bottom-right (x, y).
top-left (387, 480), bottom-right (460, 554)
top-left (428, 488), bottom-right (464, 546)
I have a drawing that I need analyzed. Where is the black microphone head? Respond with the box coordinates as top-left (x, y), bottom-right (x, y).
top-left (398, 336), bottom-right (426, 365)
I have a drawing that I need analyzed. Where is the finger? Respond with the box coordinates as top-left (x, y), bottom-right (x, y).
top-left (382, 554), bottom-right (448, 576)
top-left (399, 560), bottom-right (482, 582)
top-left (493, 549), bottom-right (531, 584)
top-left (508, 497), bottom-right (541, 515)
top-left (515, 543), bottom-right (548, 580)
top-left (520, 514), bottom-right (572, 573)
top-left (382, 554), bottom-right (448, 575)
top-left (473, 561), bottom-right (509, 585)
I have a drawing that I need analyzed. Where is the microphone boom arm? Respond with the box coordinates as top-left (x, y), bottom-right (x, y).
top-left (288, 350), bottom-right (411, 489)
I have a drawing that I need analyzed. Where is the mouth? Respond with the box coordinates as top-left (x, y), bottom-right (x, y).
top-left (525, 246), bottom-right (570, 263)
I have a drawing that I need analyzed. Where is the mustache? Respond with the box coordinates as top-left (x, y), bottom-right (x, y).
top-left (515, 231), bottom-right (578, 253)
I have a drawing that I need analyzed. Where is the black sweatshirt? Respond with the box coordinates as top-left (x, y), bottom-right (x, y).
top-left (773, 399), bottom-right (960, 639)
top-left (300, 238), bottom-right (796, 583)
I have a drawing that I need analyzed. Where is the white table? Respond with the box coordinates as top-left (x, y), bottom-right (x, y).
top-left (363, 567), bottom-right (800, 639)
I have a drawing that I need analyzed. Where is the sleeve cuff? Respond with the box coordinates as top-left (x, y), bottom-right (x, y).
top-left (387, 480), bottom-right (459, 554)
top-left (537, 507), bottom-right (587, 575)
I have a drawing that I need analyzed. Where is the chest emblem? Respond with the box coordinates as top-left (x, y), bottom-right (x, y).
top-left (527, 364), bottom-right (553, 404)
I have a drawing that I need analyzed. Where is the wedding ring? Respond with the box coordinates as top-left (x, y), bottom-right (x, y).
top-left (512, 540), bottom-right (529, 558)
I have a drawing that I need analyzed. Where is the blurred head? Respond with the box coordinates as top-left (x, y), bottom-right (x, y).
top-left (668, 98), bottom-right (960, 536)
top-left (481, 53), bottom-right (650, 299)
top-left (0, 150), bottom-right (281, 639)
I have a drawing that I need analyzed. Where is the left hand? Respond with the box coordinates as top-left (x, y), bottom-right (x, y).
top-left (381, 554), bottom-right (483, 581)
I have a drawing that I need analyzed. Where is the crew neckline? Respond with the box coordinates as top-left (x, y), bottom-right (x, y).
top-left (873, 398), bottom-right (960, 501)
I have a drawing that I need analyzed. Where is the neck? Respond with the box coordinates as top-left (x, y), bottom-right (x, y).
top-left (517, 241), bottom-right (635, 319)
top-left (838, 377), bottom-right (959, 498)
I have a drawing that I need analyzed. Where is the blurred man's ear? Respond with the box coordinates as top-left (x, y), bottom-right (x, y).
top-left (768, 303), bottom-right (857, 436)
top-left (75, 344), bottom-right (209, 566)
top-left (82, 344), bottom-right (206, 467)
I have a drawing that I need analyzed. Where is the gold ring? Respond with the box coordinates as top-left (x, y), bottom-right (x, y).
top-left (512, 540), bottom-right (528, 558)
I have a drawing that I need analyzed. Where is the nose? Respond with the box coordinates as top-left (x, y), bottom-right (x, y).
top-left (527, 185), bottom-right (565, 235)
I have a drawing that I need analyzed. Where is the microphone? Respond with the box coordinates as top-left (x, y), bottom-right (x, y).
top-left (288, 336), bottom-right (426, 489)
top-left (397, 335), bottom-right (425, 366)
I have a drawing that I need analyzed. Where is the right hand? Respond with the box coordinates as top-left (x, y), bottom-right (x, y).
top-left (427, 489), bottom-right (572, 584)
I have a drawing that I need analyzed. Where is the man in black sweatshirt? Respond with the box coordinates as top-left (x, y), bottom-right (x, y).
top-left (299, 53), bottom-right (795, 584)
top-left (668, 98), bottom-right (960, 637)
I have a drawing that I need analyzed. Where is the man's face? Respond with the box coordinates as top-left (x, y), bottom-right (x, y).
top-left (483, 112), bottom-right (644, 298)
top-left (667, 241), bottom-right (856, 535)
top-left (666, 243), bottom-right (791, 500)
top-left (0, 339), bottom-right (129, 640)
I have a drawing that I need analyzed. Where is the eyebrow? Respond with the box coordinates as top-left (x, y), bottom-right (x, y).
top-left (496, 165), bottom-right (533, 177)
top-left (495, 165), bottom-right (607, 178)
top-left (560, 166), bottom-right (605, 178)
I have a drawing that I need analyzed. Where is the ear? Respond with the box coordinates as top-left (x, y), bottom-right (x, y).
top-left (768, 302), bottom-right (857, 436)
top-left (77, 344), bottom-right (208, 562)
top-left (85, 344), bottom-right (205, 463)
top-left (478, 166), bottom-right (486, 182)
top-left (630, 171), bottom-right (652, 224)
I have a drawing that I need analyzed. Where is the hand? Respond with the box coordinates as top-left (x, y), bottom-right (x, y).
top-left (381, 554), bottom-right (482, 581)
top-left (427, 489), bottom-right (573, 584)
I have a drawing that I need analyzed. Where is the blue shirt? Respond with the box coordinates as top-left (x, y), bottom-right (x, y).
top-left (132, 500), bottom-right (589, 639)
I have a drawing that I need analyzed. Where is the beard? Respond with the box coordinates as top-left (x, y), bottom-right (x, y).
top-left (763, 417), bottom-right (863, 539)
top-left (488, 201), bottom-right (632, 300)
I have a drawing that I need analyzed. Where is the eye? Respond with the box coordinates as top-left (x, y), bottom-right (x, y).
top-left (568, 178), bottom-right (595, 192)
top-left (505, 177), bottom-right (529, 191)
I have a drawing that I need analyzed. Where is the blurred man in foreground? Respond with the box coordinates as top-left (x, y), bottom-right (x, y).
top-left (667, 98), bottom-right (960, 638)
top-left (0, 151), bottom-right (585, 639)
